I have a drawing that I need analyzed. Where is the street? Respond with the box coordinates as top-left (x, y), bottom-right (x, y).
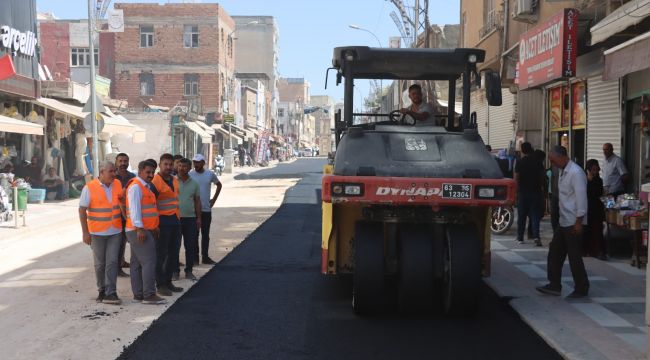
top-left (118, 158), bottom-right (561, 360)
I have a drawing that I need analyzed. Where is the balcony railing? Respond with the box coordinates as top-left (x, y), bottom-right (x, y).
top-left (479, 10), bottom-right (502, 39)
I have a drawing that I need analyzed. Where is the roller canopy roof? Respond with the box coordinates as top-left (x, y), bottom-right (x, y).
top-left (332, 46), bottom-right (485, 80)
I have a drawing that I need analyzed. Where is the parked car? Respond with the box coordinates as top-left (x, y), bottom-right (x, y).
top-left (301, 148), bottom-right (313, 157)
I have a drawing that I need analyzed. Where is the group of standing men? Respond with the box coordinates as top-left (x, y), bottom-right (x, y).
top-left (78, 152), bottom-right (222, 305)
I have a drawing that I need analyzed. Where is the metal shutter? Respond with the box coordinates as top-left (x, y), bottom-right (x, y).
top-left (471, 88), bottom-right (514, 150)
top-left (586, 75), bottom-right (621, 166)
top-left (488, 89), bottom-right (515, 149)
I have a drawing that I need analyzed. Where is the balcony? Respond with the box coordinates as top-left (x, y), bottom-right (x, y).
top-left (476, 11), bottom-right (503, 71)
top-left (479, 10), bottom-right (502, 39)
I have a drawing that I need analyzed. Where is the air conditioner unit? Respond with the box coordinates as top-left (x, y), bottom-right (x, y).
top-left (513, 0), bottom-right (537, 22)
top-left (516, 0), bottom-right (534, 16)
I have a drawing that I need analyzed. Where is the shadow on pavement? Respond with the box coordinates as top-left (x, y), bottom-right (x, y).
top-left (234, 158), bottom-right (326, 180)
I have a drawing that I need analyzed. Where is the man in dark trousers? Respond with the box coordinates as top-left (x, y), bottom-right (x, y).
top-left (537, 146), bottom-right (590, 298)
top-left (190, 154), bottom-right (222, 265)
top-left (514, 142), bottom-right (545, 246)
top-left (150, 153), bottom-right (183, 296)
top-left (115, 153), bottom-right (135, 277)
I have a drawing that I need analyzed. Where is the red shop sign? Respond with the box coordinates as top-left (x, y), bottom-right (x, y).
top-left (517, 8), bottom-right (578, 90)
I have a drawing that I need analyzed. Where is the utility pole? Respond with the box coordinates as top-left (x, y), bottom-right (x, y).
top-left (87, 0), bottom-right (99, 178)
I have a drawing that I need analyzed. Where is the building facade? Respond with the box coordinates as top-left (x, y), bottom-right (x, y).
top-left (112, 3), bottom-right (235, 114)
top-left (461, 0), bottom-right (650, 194)
top-left (0, 0), bottom-right (44, 176)
top-left (310, 95), bottom-right (335, 155)
top-left (232, 16), bottom-right (279, 133)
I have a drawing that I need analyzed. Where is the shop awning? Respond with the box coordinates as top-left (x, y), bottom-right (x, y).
top-left (101, 114), bottom-right (137, 135)
top-left (590, 0), bottom-right (650, 45)
top-left (604, 31), bottom-right (650, 80)
top-left (183, 120), bottom-right (212, 143)
top-left (0, 115), bottom-right (44, 135)
top-left (271, 134), bottom-right (285, 144)
top-left (211, 124), bottom-right (244, 145)
top-left (34, 97), bottom-right (86, 119)
top-left (195, 121), bottom-right (215, 136)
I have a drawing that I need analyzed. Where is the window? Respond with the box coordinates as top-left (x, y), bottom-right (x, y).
top-left (183, 25), bottom-right (199, 48)
top-left (70, 48), bottom-right (98, 66)
top-left (278, 108), bottom-right (284, 117)
top-left (184, 74), bottom-right (199, 96)
top-left (139, 72), bottom-right (154, 96)
top-left (140, 25), bottom-right (154, 48)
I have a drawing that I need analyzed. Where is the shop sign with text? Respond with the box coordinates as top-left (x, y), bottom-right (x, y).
top-left (0, 25), bottom-right (37, 57)
top-left (518, 9), bottom-right (578, 90)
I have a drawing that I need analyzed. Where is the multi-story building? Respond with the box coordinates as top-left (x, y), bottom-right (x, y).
top-left (278, 77), bottom-right (310, 148)
top-left (461, 0), bottom-right (650, 192)
top-left (233, 16), bottom-right (279, 132)
top-left (241, 85), bottom-right (258, 129)
top-left (310, 95), bottom-right (335, 155)
top-left (112, 3), bottom-right (235, 114)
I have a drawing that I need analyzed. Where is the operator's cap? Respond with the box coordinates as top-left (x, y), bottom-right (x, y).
top-left (192, 154), bottom-right (206, 162)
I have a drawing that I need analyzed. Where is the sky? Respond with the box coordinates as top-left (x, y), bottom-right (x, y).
top-left (36, 0), bottom-right (460, 104)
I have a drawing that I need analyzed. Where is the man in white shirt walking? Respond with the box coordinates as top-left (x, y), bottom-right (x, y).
top-left (536, 146), bottom-right (590, 298)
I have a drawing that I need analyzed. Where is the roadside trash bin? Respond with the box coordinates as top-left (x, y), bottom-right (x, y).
top-left (14, 188), bottom-right (28, 211)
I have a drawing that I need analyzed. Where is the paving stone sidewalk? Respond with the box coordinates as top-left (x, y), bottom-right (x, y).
top-left (487, 217), bottom-right (647, 360)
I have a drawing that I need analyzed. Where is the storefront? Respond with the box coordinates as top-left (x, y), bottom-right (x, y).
top-left (602, 32), bottom-right (650, 193)
top-left (0, 0), bottom-right (47, 190)
top-left (517, 9), bottom-right (580, 160)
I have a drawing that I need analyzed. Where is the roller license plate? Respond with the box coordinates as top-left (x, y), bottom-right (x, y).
top-left (442, 184), bottom-right (472, 199)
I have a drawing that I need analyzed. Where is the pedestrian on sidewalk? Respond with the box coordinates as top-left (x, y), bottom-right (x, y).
top-left (78, 161), bottom-right (123, 305)
top-left (602, 143), bottom-right (629, 197)
top-left (537, 146), bottom-right (590, 298)
top-left (125, 160), bottom-right (166, 305)
top-left (115, 153), bottom-right (135, 277)
top-left (547, 166), bottom-right (560, 231)
top-left (585, 159), bottom-right (606, 259)
top-left (172, 154), bottom-right (183, 176)
top-left (527, 149), bottom-right (547, 241)
top-left (151, 154), bottom-right (184, 296)
top-left (189, 153), bottom-right (222, 265)
top-left (514, 142), bottom-right (544, 246)
top-left (177, 158), bottom-right (201, 280)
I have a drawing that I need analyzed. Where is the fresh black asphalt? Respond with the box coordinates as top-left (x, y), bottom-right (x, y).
top-left (119, 176), bottom-right (561, 360)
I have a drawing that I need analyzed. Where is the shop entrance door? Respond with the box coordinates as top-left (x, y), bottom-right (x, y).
top-left (573, 129), bottom-right (585, 168)
top-left (625, 98), bottom-right (642, 192)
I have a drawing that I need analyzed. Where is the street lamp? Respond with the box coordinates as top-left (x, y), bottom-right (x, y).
top-left (348, 24), bottom-right (383, 108)
top-left (225, 20), bottom-right (259, 149)
top-left (348, 24), bottom-right (382, 48)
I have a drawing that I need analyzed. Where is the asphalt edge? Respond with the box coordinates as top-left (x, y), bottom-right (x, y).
top-left (485, 256), bottom-right (646, 360)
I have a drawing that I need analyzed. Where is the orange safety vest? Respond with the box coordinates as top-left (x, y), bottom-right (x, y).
top-left (125, 179), bottom-right (160, 230)
top-left (86, 179), bottom-right (123, 233)
top-left (151, 173), bottom-right (180, 218)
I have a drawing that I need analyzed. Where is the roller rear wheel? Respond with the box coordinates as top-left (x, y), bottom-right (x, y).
top-left (352, 221), bottom-right (385, 314)
top-left (443, 224), bottom-right (481, 316)
top-left (398, 225), bottom-right (434, 314)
